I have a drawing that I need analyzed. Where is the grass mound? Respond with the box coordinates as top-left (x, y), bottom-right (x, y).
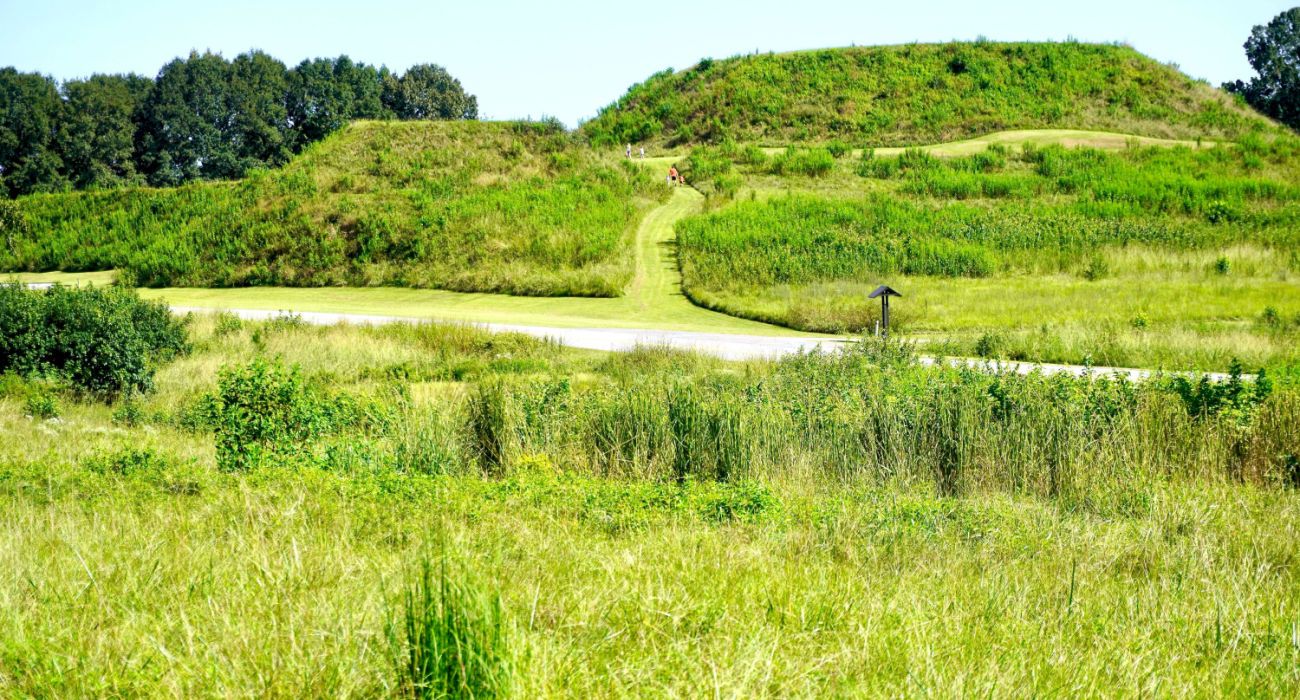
top-left (675, 136), bottom-right (1300, 369)
top-left (584, 42), bottom-right (1275, 147)
top-left (3, 120), bottom-right (667, 297)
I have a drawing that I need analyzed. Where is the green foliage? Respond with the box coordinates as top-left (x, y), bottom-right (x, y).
top-left (1163, 359), bottom-right (1271, 419)
top-left (0, 198), bottom-right (26, 255)
top-left (7, 121), bottom-right (664, 296)
top-left (208, 358), bottom-right (352, 472)
top-left (667, 384), bottom-right (752, 482)
top-left (768, 147), bottom-right (835, 177)
top-left (387, 557), bottom-right (513, 700)
top-left (23, 390), bottom-right (59, 420)
top-left (0, 52), bottom-right (477, 196)
top-left (0, 68), bottom-right (67, 197)
top-left (111, 393), bottom-right (145, 426)
top-left (677, 139), bottom-right (1300, 332)
top-left (585, 42), bottom-right (1273, 147)
top-left (0, 283), bottom-right (186, 395)
top-left (468, 380), bottom-right (516, 475)
top-left (386, 64), bottom-right (478, 121)
top-left (1223, 8), bottom-right (1300, 131)
top-left (55, 74), bottom-right (151, 190)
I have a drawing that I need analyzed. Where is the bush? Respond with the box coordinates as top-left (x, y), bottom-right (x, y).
top-left (24, 391), bottom-right (59, 420)
top-left (0, 283), bottom-right (187, 396)
top-left (112, 393), bottom-right (145, 426)
top-left (209, 358), bottom-right (337, 472)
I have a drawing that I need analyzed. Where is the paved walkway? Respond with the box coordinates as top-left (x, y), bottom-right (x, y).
top-left (172, 306), bottom-right (1238, 381)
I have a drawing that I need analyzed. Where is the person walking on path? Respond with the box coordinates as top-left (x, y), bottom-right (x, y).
top-left (639, 146), bottom-right (645, 159)
top-left (626, 143), bottom-right (632, 158)
top-left (668, 165), bottom-right (679, 185)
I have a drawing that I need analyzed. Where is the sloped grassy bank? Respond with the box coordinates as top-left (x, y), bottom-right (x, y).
top-left (3, 120), bottom-right (667, 296)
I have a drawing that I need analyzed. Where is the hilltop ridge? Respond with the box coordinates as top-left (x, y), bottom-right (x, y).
top-left (583, 42), bottom-right (1275, 147)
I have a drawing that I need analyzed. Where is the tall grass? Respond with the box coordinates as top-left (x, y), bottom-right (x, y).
top-left (676, 136), bottom-right (1300, 344)
top-left (169, 325), bottom-right (1298, 502)
top-left (3, 121), bottom-right (667, 297)
top-left (388, 557), bottom-right (514, 700)
top-left (0, 319), bottom-right (1297, 695)
top-left (584, 42), bottom-right (1271, 146)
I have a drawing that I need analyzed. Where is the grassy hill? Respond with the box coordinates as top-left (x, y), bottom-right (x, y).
top-left (3, 120), bottom-right (666, 296)
top-left (674, 133), bottom-right (1300, 370)
top-left (584, 42), bottom-right (1274, 147)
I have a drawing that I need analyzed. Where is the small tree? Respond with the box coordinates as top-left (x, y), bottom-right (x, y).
top-left (210, 359), bottom-right (325, 472)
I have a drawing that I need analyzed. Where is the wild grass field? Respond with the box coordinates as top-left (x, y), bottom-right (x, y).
top-left (675, 133), bottom-right (1300, 371)
top-left (5, 35), bottom-right (1300, 699)
top-left (583, 42), bottom-right (1272, 147)
top-left (1, 294), bottom-right (1297, 696)
top-left (2, 120), bottom-right (666, 296)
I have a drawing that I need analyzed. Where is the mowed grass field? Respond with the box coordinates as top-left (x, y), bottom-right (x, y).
top-left (1, 312), bottom-right (1297, 696)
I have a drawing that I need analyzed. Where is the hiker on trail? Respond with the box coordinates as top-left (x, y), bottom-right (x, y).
top-left (639, 146), bottom-right (645, 158)
top-left (626, 143), bottom-right (632, 158)
top-left (668, 165), bottom-right (679, 185)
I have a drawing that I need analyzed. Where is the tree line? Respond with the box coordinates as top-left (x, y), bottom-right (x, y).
top-left (0, 51), bottom-right (477, 197)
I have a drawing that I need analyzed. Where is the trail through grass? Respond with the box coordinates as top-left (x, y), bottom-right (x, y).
top-left (140, 183), bottom-right (814, 336)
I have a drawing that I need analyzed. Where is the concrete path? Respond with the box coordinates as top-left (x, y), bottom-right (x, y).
top-left (172, 305), bottom-right (1238, 381)
top-left (171, 306), bottom-right (846, 361)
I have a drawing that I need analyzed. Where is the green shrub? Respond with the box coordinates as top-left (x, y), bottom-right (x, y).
top-left (696, 480), bottom-right (778, 523)
top-left (213, 312), bottom-right (244, 337)
top-left (974, 332), bottom-right (1005, 359)
top-left (85, 447), bottom-right (174, 477)
top-left (111, 393), bottom-right (145, 426)
top-left (0, 283), bottom-right (187, 396)
top-left (24, 391), bottom-right (59, 420)
top-left (0, 199), bottom-right (27, 254)
top-left (388, 558), bottom-right (514, 700)
top-left (209, 358), bottom-right (337, 472)
top-left (668, 385), bottom-right (752, 482)
top-left (1081, 254), bottom-right (1110, 281)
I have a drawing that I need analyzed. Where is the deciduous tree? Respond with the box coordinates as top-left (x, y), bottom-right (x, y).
top-left (56, 74), bottom-right (150, 189)
top-left (0, 68), bottom-right (66, 196)
top-left (1225, 8), bottom-right (1300, 131)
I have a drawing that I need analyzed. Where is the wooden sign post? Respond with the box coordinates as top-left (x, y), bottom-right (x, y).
top-left (868, 285), bottom-right (902, 338)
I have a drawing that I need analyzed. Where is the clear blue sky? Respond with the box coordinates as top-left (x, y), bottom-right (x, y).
top-left (1, 0), bottom-right (1294, 126)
